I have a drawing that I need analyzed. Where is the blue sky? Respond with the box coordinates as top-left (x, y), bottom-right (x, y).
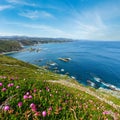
top-left (0, 0), bottom-right (120, 40)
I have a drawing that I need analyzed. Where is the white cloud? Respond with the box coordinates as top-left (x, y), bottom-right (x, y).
top-left (22, 24), bottom-right (64, 33)
top-left (63, 1), bottom-right (120, 40)
top-left (2, 21), bottom-right (72, 38)
top-left (6, 0), bottom-right (19, 3)
top-left (19, 10), bottom-right (39, 19)
top-left (60, 0), bottom-right (120, 40)
top-left (66, 10), bottom-right (107, 40)
top-left (21, 23), bottom-right (73, 38)
top-left (7, 0), bottom-right (65, 11)
top-left (0, 32), bottom-right (24, 36)
top-left (0, 5), bottom-right (12, 11)
top-left (95, 2), bottom-right (120, 20)
top-left (21, 23), bottom-right (72, 38)
top-left (19, 10), bottom-right (54, 19)
top-left (40, 11), bottom-right (54, 18)
top-left (6, 0), bottom-right (36, 7)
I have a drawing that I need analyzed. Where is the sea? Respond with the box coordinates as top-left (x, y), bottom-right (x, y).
top-left (6, 40), bottom-right (120, 90)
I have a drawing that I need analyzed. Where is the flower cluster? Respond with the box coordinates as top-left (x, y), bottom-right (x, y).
top-left (0, 75), bottom-right (119, 120)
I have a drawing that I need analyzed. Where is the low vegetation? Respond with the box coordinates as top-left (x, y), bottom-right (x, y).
top-left (0, 55), bottom-right (120, 120)
top-left (0, 40), bottom-right (22, 53)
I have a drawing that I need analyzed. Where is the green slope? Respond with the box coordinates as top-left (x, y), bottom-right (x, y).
top-left (0, 55), bottom-right (119, 120)
top-left (0, 40), bottom-right (22, 53)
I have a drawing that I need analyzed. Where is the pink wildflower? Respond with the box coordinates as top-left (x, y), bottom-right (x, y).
top-left (46, 87), bottom-right (50, 92)
top-left (18, 102), bottom-right (22, 107)
top-left (3, 76), bottom-right (7, 79)
top-left (7, 83), bottom-right (11, 87)
top-left (32, 107), bottom-right (37, 112)
top-left (10, 83), bottom-right (14, 86)
top-left (2, 88), bottom-right (6, 92)
top-left (30, 103), bottom-right (37, 112)
top-left (34, 112), bottom-right (40, 116)
top-left (26, 92), bottom-right (30, 95)
top-left (16, 86), bottom-right (20, 89)
top-left (0, 76), bottom-right (6, 79)
top-left (48, 106), bottom-right (52, 111)
top-left (23, 95), bottom-right (28, 99)
top-left (30, 103), bottom-right (36, 108)
top-left (10, 77), bottom-right (14, 80)
top-left (65, 100), bottom-right (68, 103)
top-left (34, 88), bottom-right (37, 93)
top-left (28, 95), bottom-right (32, 99)
top-left (59, 106), bottom-right (62, 111)
top-left (103, 111), bottom-right (110, 115)
top-left (42, 111), bottom-right (47, 117)
top-left (0, 82), bottom-right (3, 86)
top-left (7, 83), bottom-right (14, 87)
top-left (4, 105), bottom-right (10, 111)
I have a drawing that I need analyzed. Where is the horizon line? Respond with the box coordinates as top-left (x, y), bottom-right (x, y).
top-left (0, 35), bottom-right (120, 41)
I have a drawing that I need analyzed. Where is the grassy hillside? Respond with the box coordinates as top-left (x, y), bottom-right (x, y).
top-left (0, 40), bottom-right (22, 53)
top-left (0, 55), bottom-right (120, 120)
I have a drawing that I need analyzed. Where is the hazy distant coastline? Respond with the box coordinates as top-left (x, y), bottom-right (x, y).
top-left (0, 36), bottom-right (72, 54)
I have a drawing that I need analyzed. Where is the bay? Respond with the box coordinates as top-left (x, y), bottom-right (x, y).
top-left (7, 40), bottom-right (120, 90)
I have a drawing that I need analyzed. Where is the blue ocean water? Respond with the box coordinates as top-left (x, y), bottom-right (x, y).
top-left (7, 41), bottom-right (120, 89)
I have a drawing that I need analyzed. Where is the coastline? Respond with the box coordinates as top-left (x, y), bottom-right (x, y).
top-left (1, 42), bottom-right (120, 99)
top-left (1, 46), bottom-right (26, 55)
top-left (1, 50), bottom-right (21, 55)
top-left (98, 87), bottom-right (120, 99)
top-left (3, 53), bottom-right (120, 99)
top-left (1, 48), bottom-right (27, 55)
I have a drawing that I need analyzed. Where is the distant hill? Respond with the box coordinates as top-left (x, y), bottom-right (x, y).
top-left (0, 36), bottom-right (73, 53)
top-left (0, 36), bottom-right (73, 42)
top-left (0, 40), bottom-right (22, 53)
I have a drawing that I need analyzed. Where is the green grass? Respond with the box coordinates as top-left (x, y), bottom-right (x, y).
top-left (97, 90), bottom-right (120, 106)
top-left (0, 40), bottom-right (22, 53)
top-left (0, 55), bottom-right (120, 120)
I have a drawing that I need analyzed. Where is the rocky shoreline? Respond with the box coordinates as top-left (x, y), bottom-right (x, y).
top-left (98, 87), bottom-right (120, 99)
